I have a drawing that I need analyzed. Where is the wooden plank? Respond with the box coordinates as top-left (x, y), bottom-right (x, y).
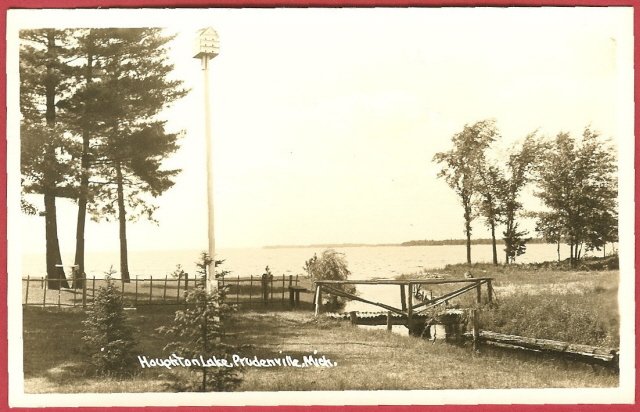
top-left (321, 284), bottom-right (404, 315)
top-left (314, 278), bottom-right (493, 286)
top-left (400, 284), bottom-right (406, 311)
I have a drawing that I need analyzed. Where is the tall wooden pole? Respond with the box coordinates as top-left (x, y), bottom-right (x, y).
top-left (203, 55), bottom-right (215, 292)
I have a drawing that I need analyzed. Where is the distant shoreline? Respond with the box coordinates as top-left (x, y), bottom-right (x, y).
top-left (263, 238), bottom-right (550, 249)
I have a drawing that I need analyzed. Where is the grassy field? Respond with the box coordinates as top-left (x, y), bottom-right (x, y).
top-left (23, 307), bottom-right (617, 393)
top-left (401, 260), bottom-right (619, 347)
top-left (22, 256), bottom-right (620, 393)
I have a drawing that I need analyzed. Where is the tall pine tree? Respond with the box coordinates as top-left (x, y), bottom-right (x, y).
top-left (82, 29), bottom-right (187, 281)
top-left (20, 29), bottom-right (78, 289)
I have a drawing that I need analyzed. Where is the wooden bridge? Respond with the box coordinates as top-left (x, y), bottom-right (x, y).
top-left (313, 277), bottom-right (493, 333)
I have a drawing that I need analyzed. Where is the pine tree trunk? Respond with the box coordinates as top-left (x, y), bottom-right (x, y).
top-left (44, 30), bottom-right (67, 289)
top-left (490, 220), bottom-right (498, 265)
top-left (74, 44), bottom-right (94, 288)
top-left (115, 161), bottom-right (130, 282)
top-left (44, 192), bottom-right (68, 289)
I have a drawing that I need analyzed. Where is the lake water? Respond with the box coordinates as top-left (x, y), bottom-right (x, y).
top-left (21, 242), bottom-right (570, 279)
top-left (19, 243), bottom-right (599, 315)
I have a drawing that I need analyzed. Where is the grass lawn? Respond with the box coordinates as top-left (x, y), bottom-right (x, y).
top-left (400, 261), bottom-right (620, 347)
top-left (23, 306), bottom-right (617, 393)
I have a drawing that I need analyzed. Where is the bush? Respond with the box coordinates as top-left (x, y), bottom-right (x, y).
top-left (480, 291), bottom-right (619, 347)
top-left (82, 272), bottom-right (137, 376)
top-left (158, 254), bottom-right (242, 391)
top-left (304, 249), bottom-right (356, 311)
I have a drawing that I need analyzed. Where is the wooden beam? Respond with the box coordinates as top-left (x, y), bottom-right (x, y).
top-left (314, 278), bottom-right (493, 286)
top-left (415, 282), bottom-right (482, 314)
top-left (314, 284), bottom-right (322, 317)
top-left (321, 284), bottom-right (405, 315)
top-left (400, 284), bottom-right (407, 311)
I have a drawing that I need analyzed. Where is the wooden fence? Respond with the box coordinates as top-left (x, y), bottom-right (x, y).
top-left (22, 274), bottom-right (303, 309)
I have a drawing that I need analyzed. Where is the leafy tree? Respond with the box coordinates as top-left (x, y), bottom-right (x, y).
top-left (476, 163), bottom-right (503, 265)
top-left (159, 255), bottom-right (241, 392)
top-left (535, 128), bottom-right (617, 267)
top-left (497, 134), bottom-right (541, 263)
top-left (304, 249), bottom-right (356, 310)
top-left (82, 269), bottom-right (137, 376)
top-left (20, 29), bottom-right (78, 289)
top-left (433, 120), bottom-right (498, 265)
top-left (534, 212), bottom-right (563, 261)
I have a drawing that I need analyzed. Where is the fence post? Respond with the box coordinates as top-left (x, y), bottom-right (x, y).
top-left (249, 275), bottom-right (253, 307)
top-left (476, 282), bottom-right (482, 304)
top-left (487, 280), bottom-right (493, 303)
top-left (185, 274), bottom-right (189, 292)
top-left (42, 277), bottom-right (47, 307)
top-left (387, 311), bottom-right (393, 332)
top-left (135, 277), bottom-right (138, 306)
top-left (82, 276), bottom-right (87, 308)
top-left (236, 275), bottom-right (240, 305)
top-left (407, 283), bottom-right (413, 334)
top-left (281, 274), bottom-right (285, 304)
top-left (349, 311), bottom-right (358, 325)
top-left (471, 309), bottom-right (480, 351)
top-left (149, 276), bottom-right (153, 304)
top-left (295, 274), bottom-right (298, 287)
top-left (24, 276), bottom-right (30, 305)
top-left (270, 276), bottom-right (274, 303)
top-left (94, 276), bottom-right (97, 300)
top-left (314, 284), bottom-right (322, 316)
top-left (163, 275), bottom-right (168, 302)
top-left (176, 276), bottom-right (181, 303)
top-left (73, 280), bottom-right (77, 307)
top-left (57, 279), bottom-right (61, 308)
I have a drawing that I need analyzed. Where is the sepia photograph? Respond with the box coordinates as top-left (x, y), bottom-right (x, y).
top-left (5, 6), bottom-right (635, 407)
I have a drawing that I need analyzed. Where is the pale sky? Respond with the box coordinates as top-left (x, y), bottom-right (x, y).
top-left (9, 7), bottom-right (634, 252)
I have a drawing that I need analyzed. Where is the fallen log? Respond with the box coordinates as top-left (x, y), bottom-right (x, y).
top-left (464, 330), bottom-right (619, 366)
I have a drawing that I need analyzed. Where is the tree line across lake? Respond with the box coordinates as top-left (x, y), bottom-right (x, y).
top-left (433, 119), bottom-right (618, 267)
top-left (20, 28), bottom-right (187, 288)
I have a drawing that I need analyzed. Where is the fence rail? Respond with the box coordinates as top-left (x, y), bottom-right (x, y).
top-left (22, 274), bottom-right (304, 309)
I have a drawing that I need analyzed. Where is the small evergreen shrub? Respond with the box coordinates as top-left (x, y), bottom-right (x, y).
top-left (82, 271), bottom-right (137, 376)
top-left (158, 253), bottom-right (242, 391)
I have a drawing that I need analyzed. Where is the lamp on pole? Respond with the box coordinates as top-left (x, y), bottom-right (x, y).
top-left (194, 27), bottom-right (219, 291)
